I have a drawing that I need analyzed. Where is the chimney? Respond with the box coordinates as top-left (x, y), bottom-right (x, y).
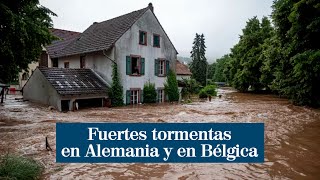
top-left (148, 3), bottom-right (154, 13)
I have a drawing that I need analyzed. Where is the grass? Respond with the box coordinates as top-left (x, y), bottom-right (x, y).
top-left (0, 154), bottom-right (44, 180)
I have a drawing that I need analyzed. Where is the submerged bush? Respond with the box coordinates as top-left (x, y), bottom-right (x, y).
top-left (198, 89), bottom-right (208, 98)
top-left (143, 82), bottom-right (157, 103)
top-left (199, 85), bottom-right (217, 98)
top-left (0, 154), bottom-right (44, 180)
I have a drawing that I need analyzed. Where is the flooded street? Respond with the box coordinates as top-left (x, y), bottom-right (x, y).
top-left (1, 88), bottom-right (320, 179)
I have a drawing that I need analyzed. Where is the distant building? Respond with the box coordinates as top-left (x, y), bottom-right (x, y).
top-left (176, 60), bottom-right (192, 81)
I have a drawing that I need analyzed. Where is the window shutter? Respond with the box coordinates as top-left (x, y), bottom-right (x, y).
top-left (154, 59), bottom-right (159, 76)
top-left (140, 90), bottom-right (144, 103)
top-left (140, 58), bottom-right (145, 75)
top-left (126, 56), bottom-right (131, 75)
top-left (126, 90), bottom-right (131, 105)
top-left (165, 60), bottom-right (170, 75)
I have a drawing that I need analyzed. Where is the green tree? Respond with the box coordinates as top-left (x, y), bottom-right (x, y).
top-left (213, 55), bottom-right (229, 82)
top-left (0, 0), bottom-right (57, 83)
top-left (109, 64), bottom-right (124, 106)
top-left (143, 82), bottom-right (157, 103)
top-left (164, 69), bottom-right (179, 102)
top-left (207, 63), bottom-right (216, 81)
top-left (226, 16), bottom-right (273, 92)
top-left (271, 0), bottom-right (320, 106)
top-left (190, 33), bottom-right (208, 86)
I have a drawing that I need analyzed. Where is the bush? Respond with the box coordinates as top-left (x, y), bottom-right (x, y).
top-left (143, 82), bottom-right (157, 103)
top-left (181, 78), bottom-right (201, 99)
top-left (203, 85), bottom-right (217, 97)
top-left (0, 154), bottom-right (44, 179)
top-left (198, 89), bottom-right (208, 98)
top-left (164, 69), bottom-right (180, 102)
top-left (199, 85), bottom-right (217, 98)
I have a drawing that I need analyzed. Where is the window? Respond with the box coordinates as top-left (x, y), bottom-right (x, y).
top-left (126, 89), bottom-right (141, 105)
top-left (64, 62), bottom-right (69, 68)
top-left (80, 56), bottom-right (85, 68)
top-left (39, 51), bottom-right (48, 67)
top-left (52, 58), bottom-right (58, 67)
top-left (153, 34), bottom-right (160, 47)
top-left (131, 57), bottom-right (140, 75)
top-left (131, 90), bottom-right (139, 104)
top-left (155, 59), bottom-right (169, 76)
top-left (158, 89), bottom-right (164, 103)
top-left (159, 60), bottom-right (165, 75)
top-left (126, 56), bottom-right (145, 75)
top-left (139, 31), bottom-right (147, 45)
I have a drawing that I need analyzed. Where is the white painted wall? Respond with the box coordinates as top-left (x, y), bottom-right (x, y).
top-left (58, 55), bottom-right (81, 69)
top-left (23, 69), bottom-right (61, 110)
top-left (115, 9), bottom-right (177, 102)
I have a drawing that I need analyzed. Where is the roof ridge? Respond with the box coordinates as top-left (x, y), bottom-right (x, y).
top-left (97, 7), bottom-right (149, 25)
top-left (50, 28), bottom-right (81, 34)
top-left (54, 6), bottom-right (150, 57)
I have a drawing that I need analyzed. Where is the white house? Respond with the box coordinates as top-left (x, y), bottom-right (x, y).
top-left (50, 3), bottom-right (178, 105)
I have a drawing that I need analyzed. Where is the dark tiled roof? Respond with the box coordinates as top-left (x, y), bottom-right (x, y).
top-left (46, 29), bottom-right (81, 58)
top-left (176, 60), bottom-right (192, 75)
top-left (39, 67), bottom-right (108, 95)
top-left (55, 7), bottom-right (149, 58)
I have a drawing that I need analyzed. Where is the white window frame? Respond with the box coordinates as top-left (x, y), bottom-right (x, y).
top-left (131, 90), bottom-right (139, 104)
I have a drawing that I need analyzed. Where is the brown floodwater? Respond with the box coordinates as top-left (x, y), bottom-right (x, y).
top-left (0, 88), bottom-right (320, 179)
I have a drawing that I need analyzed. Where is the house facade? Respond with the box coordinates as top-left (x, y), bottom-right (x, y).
top-left (52, 3), bottom-right (178, 104)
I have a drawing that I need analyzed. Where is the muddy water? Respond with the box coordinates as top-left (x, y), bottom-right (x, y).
top-left (1, 88), bottom-right (320, 179)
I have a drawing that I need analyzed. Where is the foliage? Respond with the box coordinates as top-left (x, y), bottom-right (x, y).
top-left (213, 55), bottom-right (229, 82)
top-left (180, 78), bottom-right (201, 99)
top-left (190, 33), bottom-right (208, 86)
top-left (143, 82), bottom-right (157, 103)
top-left (226, 16), bottom-right (273, 92)
top-left (0, 154), bottom-right (44, 179)
top-left (199, 85), bottom-right (217, 98)
top-left (207, 63), bottom-right (216, 82)
top-left (164, 69), bottom-right (179, 102)
top-left (222, 0), bottom-right (320, 106)
top-left (109, 63), bottom-right (124, 106)
top-left (270, 0), bottom-right (320, 106)
top-left (198, 89), bottom-right (208, 98)
top-left (0, 0), bottom-right (57, 83)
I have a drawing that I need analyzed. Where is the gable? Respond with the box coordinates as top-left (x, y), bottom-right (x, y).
top-left (54, 4), bottom-right (178, 58)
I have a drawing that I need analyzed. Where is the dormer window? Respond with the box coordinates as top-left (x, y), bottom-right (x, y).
top-left (139, 31), bottom-right (147, 45)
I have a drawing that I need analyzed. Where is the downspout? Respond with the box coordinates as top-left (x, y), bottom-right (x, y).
top-left (102, 49), bottom-right (116, 64)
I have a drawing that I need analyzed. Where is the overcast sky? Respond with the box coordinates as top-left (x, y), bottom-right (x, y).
top-left (39, 0), bottom-right (273, 61)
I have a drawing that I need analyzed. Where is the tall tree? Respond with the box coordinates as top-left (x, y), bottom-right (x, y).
top-left (0, 0), bottom-right (56, 83)
top-left (226, 16), bottom-right (273, 91)
top-left (271, 0), bottom-right (320, 106)
top-left (213, 55), bottom-right (229, 82)
top-left (190, 33), bottom-right (208, 86)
